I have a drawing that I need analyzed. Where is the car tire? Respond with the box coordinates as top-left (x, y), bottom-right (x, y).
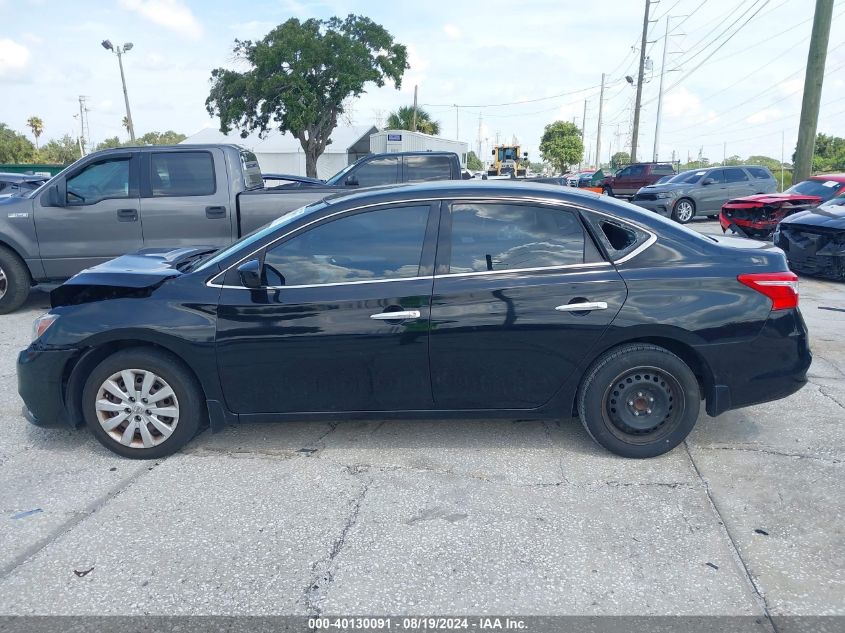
top-left (577, 343), bottom-right (701, 458)
top-left (82, 348), bottom-right (204, 459)
top-left (0, 246), bottom-right (32, 315)
top-left (672, 198), bottom-right (696, 224)
top-left (602, 186), bottom-right (613, 197)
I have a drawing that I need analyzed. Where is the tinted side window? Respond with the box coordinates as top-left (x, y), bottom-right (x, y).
top-left (151, 152), bottom-right (215, 197)
top-left (707, 169), bottom-right (726, 184)
top-left (263, 205), bottom-right (429, 286)
top-left (404, 155), bottom-right (453, 182)
top-left (66, 158), bottom-right (130, 205)
top-left (353, 156), bottom-right (400, 187)
top-left (625, 165), bottom-right (646, 177)
top-left (653, 164), bottom-right (675, 175)
top-left (724, 168), bottom-right (749, 183)
top-left (448, 203), bottom-right (586, 273)
top-left (747, 167), bottom-right (771, 179)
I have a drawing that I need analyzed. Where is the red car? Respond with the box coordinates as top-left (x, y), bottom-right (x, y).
top-left (720, 174), bottom-right (845, 238)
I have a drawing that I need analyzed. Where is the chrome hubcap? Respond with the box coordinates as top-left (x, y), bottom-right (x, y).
top-left (676, 202), bottom-right (693, 222)
top-left (0, 267), bottom-right (7, 300)
top-left (95, 369), bottom-right (179, 449)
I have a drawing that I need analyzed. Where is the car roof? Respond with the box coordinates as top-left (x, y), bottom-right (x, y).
top-left (808, 173), bottom-right (845, 182)
top-left (321, 180), bottom-right (602, 207)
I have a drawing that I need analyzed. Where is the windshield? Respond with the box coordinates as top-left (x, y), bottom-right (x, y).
top-left (785, 178), bottom-right (844, 201)
top-left (194, 202), bottom-right (326, 272)
top-left (668, 170), bottom-right (705, 184)
top-left (325, 161), bottom-right (357, 186)
top-left (497, 148), bottom-right (518, 161)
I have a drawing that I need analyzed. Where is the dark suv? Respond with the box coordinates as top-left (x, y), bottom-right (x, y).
top-left (601, 163), bottom-right (676, 198)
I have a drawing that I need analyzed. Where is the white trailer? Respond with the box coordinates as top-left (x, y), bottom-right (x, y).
top-left (369, 130), bottom-right (469, 167)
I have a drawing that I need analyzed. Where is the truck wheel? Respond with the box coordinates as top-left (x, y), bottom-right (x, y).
top-left (0, 246), bottom-right (32, 315)
top-left (672, 198), bottom-right (696, 224)
top-left (602, 186), bottom-right (613, 197)
top-left (577, 343), bottom-right (701, 458)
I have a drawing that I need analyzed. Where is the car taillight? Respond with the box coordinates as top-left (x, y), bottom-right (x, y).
top-left (737, 272), bottom-right (799, 310)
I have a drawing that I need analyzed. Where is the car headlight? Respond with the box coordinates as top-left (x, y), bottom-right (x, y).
top-left (655, 191), bottom-right (676, 199)
top-left (32, 313), bottom-right (59, 341)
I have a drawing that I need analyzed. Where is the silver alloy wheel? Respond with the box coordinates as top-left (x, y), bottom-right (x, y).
top-left (0, 267), bottom-right (6, 300)
top-left (675, 200), bottom-right (694, 222)
top-left (95, 368), bottom-right (180, 449)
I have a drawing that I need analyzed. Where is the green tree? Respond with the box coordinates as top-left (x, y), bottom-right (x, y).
top-left (747, 155), bottom-right (783, 171)
top-left (26, 116), bottom-right (44, 150)
top-left (136, 130), bottom-right (187, 145)
top-left (39, 135), bottom-right (80, 164)
top-left (0, 123), bottom-right (37, 163)
top-left (94, 136), bottom-right (128, 151)
top-left (207, 15), bottom-right (408, 178)
top-left (385, 105), bottom-right (440, 135)
top-left (539, 121), bottom-right (583, 173)
top-left (528, 160), bottom-right (545, 174)
top-left (610, 151), bottom-right (630, 169)
top-left (723, 154), bottom-right (742, 166)
top-left (466, 150), bottom-right (483, 171)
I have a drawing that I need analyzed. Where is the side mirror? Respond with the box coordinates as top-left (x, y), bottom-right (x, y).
top-left (702, 177), bottom-right (715, 185)
top-left (491, 149), bottom-right (496, 156)
top-left (237, 259), bottom-right (263, 289)
top-left (523, 152), bottom-right (528, 158)
top-left (43, 182), bottom-right (66, 207)
top-left (344, 174), bottom-right (359, 187)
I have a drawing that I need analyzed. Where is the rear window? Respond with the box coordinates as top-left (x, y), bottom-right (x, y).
top-left (580, 211), bottom-right (653, 261)
top-left (241, 151), bottom-right (263, 190)
top-left (652, 164), bottom-right (675, 175)
top-left (404, 155), bottom-right (453, 183)
top-left (747, 166), bottom-right (772, 180)
top-left (724, 168), bottom-right (749, 183)
top-left (151, 152), bottom-right (215, 197)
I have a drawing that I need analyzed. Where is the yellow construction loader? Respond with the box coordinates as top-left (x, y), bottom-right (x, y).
top-left (488, 145), bottom-right (528, 177)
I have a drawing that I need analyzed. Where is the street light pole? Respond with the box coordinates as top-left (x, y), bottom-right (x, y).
top-left (102, 40), bottom-right (136, 142)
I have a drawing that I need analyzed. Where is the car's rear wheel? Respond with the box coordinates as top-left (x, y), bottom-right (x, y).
top-left (82, 348), bottom-right (203, 459)
top-left (0, 246), bottom-right (31, 315)
top-left (672, 198), bottom-right (696, 224)
top-left (577, 344), bottom-right (701, 458)
top-left (602, 185), bottom-right (613, 196)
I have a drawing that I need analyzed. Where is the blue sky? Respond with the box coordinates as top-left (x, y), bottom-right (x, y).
top-left (1, 0), bottom-right (843, 166)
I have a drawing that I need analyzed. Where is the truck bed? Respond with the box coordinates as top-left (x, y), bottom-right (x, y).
top-left (237, 187), bottom-right (334, 235)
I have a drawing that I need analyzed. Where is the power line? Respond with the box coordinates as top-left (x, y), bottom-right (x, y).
top-left (421, 80), bottom-right (616, 109)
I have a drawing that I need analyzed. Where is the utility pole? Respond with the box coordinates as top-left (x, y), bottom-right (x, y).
top-left (781, 130), bottom-right (785, 191)
top-left (579, 99), bottom-right (587, 170)
top-left (723, 141), bottom-right (727, 164)
top-left (477, 112), bottom-right (482, 161)
top-left (794, 0), bottom-right (834, 182)
top-left (454, 105), bottom-right (460, 142)
top-left (412, 85), bottom-right (418, 132)
top-left (652, 17), bottom-right (669, 162)
top-left (596, 73), bottom-right (605, 168)
top-left (77, 96), bottom-right (90, 156)
top-left (631, 0), bottom-right (651, 163)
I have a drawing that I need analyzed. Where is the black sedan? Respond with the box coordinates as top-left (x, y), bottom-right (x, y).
top-left (18, 182), bottom-right (811, 459)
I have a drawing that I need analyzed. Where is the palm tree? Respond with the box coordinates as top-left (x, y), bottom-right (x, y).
top-left (386, 105), bottom-right (441, 136)
top-left (122, 116), bottom-right (131, 134)
top-left (26, 116), bottom-right (44, 151)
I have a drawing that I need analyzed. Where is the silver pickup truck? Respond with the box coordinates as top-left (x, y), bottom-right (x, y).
top-left (0, 144), bottom-right (463, 313)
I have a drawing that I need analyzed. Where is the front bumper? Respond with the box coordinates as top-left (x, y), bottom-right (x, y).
top-left (17, 347), bottom-right (78, 428)
top-left (632, 198), bottom-right (673, 217)
top-left (694, 308), bottom-right (811, 416)
top-left (719, 210), bottom-right (777, 238)
top-left (775, 226), bottom-right (845, 280)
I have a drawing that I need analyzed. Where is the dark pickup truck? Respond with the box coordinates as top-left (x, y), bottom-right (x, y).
top-left (0, 146), bottom-right (462, 313)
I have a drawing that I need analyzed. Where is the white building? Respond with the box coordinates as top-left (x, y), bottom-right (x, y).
top-left (181, 125), bottom-right (468, 177)
top-left (370, 130), bottom-right (468, 167)
top-left (181, 125), bottom-right (377, 179)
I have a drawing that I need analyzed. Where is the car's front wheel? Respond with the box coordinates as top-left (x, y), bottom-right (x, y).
top-left (577, 343), bottom-right (701, 458)
top-left (82, 348), bottom-right (203, 459)
top-left (672, 198), bottom-right (696, 224)
top-left (0, 246), bottom-right (32, 315)
top-left (602, 185), bottom-right (613, 196)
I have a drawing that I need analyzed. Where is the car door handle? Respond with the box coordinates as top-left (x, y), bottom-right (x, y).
top-left (116, 208), bottom-right (138, 222)
top-left (370, 310), bottom-right (421, 320)
top-left (555, 301), bottom-right (608, 312)
top-left (205, 205), bottom-right (227, 219)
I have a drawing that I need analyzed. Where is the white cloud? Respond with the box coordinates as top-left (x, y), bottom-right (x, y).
top-left (778, 78), bottom-right (803, 97)
top-left (119, 0), bottom-right (203, 39)
top-left (746, 108), bottom-right (781, 125)
top-left (443, 24), bottom-right (462, 40)
top-left (663, 87), bottom-right (702, 119)
top-left (0, 38), bottom-right (31, 78)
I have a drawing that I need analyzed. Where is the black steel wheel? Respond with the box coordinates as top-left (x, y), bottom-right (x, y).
top-left (577, 343), bottom-right (701, 458)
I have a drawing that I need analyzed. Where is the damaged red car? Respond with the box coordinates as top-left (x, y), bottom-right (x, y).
top-left (720, 174), bottom-right (845, 239)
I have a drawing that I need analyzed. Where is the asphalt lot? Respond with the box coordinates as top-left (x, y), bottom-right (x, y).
top-left (0, 220), bottom-right (842, 622)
